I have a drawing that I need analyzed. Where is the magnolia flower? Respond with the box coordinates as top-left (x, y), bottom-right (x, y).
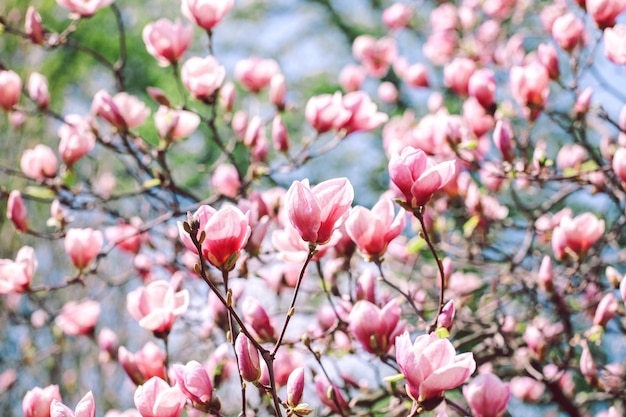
top-left (126, 280), bottom-right (189, 334)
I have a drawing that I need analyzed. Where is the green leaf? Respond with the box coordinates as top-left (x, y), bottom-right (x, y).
top-left (143, 178), bottom-right (161, 188)
top-left (62, 170), bottom-right (77, 187)
top-left (435, 327), bottom-right (450, 339)
top-left (463, 215), bottom-right (480, 238)
top-left (407, 236), bottom-right (426, 254)
top-left (25, 186), bottom-right (56, 199)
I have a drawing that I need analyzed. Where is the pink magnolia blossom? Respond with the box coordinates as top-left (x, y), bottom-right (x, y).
top-left (0, 246), bottom-right (36, 294)
top-left (25, 7), bottom-right (45, 45)
top-left (58, 114), bottom-right (96, 165)
top-left (510, 376), bottom-right (544, 402)
top-left (92, 90), bottom-right (150, 129)
top-left (7, 190), bottom-right (28, 233)
top-left (134, 377), bottom-right (186, 417)
top-left (55, 300), bottom-right (101, 336)
top-left (574, 87), bottom-right (593, 115)
top-left (142, 19), bottom-right (193, 66)
top-left (352, 35), bottom-right (397, 78)
top-left (430, 3), bottom-right (458, 32)
top-left (613, 147), bottom-right (626, 183)
top-left (235, 333), bottom-right (261, 382)
top-left (181, 56), bottom-right (226, 100)
top-left (211, 164), bottom-right (241, 198)
top-left (580, 342), bottom-right (598, 386)
top-left (492, 119), bottom-right (515, 162)
top-left (20, 144), bottom-right (58, 180)
top-left (437, 300), bottom-right (455, 330)
top-left (403, 63), bottom-right (429, 88)
top-left (272, 115), bottom-right (289, 152)
top-left (423, 30), bottom-right (457, 66)
top-left (345, 197), bottom-right (405, 261)
top-left (56, 0), bottom-right (114, 17)
top-left (173, 360), bottom-right (213, 406)
top-left (119, 342), bottom-right (167, 385)
top-left (127, 280), bottom-right (189, 334)
top-left (242, 297), bottom-right (276, 342)
top-left (468, 68), bottom-right (496, 109)
top-left (388, 147), bottom-right (456, 209)
top-left (604, 25), bottom-right (626, 65)
top-left (587, 0), bottom-right (626, 28)
top-left (443, 58), bottom-right (476, 97)
top-left (463, 97), bottom-right (495, 138)
top-left (219, 81), bottom-right (235, 111)
top-left (395, 331), bottom-right (476, 404)
top-left (105, 221), bottom-right (144, 253)
top-left (382, 3), bottom-right (413, 30)
top-left (49, 391), bottom-right (95, 417)
top-left (284, 178), bottom-right (354, 245)
top-left (340, 91), bottom-right (389, 133)
top-left (305, 92), bottom-right (352, 134)
top-left (348, 299), bottom-right (405, 355)
top-left (551, 212), bottom-right (604, 260)
top-left (269, 73), bottom-right (287, 109)
top-left (27, 73), bottom-right (50, 109)
top-left (154, 106), bottom-right (200, 140)
top-left (314, 375), bottom-right (349, 414)
top-left (510, 62), bottom-right (550, 119)
top-left (463, 373), bottom-right (510, 417)
top-left (286, 367), bottom-right (305, 407)
top-left (593, 293), bottom-right (618, 327)
top-left (538, 43), bottom-right (560, 79)
top-left (556, 144), bottom-right (587, 170)
top-left (64, 228), bottom-right (103, 270)
top-left (0, 70), bottom-right (22, 112)
top-left (538, 255), bottom-right (554, 292)
top-left (22, 385), bottom-right (61, 417)
top-left (234, 57), bottom-right (280, 93)
top-left (338, 64), bottom-right (367, 92)
top-left (181, 0), bottom-right (233, 30)
top-left (552, 13), bottom-right (586, 52)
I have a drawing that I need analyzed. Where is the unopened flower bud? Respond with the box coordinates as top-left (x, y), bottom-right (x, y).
top-left (287, 367), bottom-right (305, 407)
top-left (235, 333), bottom-right (261, 382)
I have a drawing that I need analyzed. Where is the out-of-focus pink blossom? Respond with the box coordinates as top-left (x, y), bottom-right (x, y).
top-left (580, 342), bottom-right (598, 386)
top-left (143, 19), bottom-right (193, 66)
top-left (219, 81), bottom-right (235, 112)
top-left (431, 3), bottom-right (458, 32)
top-left (127, 280), bottom-right (189, 334)
top-left (510, 62), bottom-right (550, 120)
top-left (437, 300), bottom-right (455, 330)
top-left (20, 144), bottom-right (58, 180)
top-left (377, 81), bottom-right (398, 103)
top-left (552, 13), bottom-right (586, 52)
top-left (234, 57), bottom-right (280, 93)
top-left (463, 373), bottom-right (510, 417)
top-left (510, 376), bottom-right (544, 402)
top-left (551, 212), bottom-right (604, 260)
top-left (7, 190), bottom-right (28, 233)
top-left (348, 299), bottom-right (405, 355)
top-left (604, 24), bottom-right (626, 65)
top-left (463, 97), bottom-right (495, 138)
top-left (0, 70), bottom-right (21, 112)
top-left (211, 164), bottom-right (241, 199)
top-left (389, 147), bottom-right (456, 209)
top-left (338, 64), bottom-right (367, 92)
top-left (556, 144), bottom-right (587, 171)
top-left (92, 91), bottom-right (150, 130)
top-left (242, 296), bottom-right (276, 342)
top-left (269, 73), bottom-right (287, 109)
top-left (181, 56), bottom-right (226, 100)
top-left (134, 377), bottom-right (186, 417)
top-left (593, 293), bottom-right (618, 327)
top-left (49, 391), bottom-right (95, 417)
top-left (423, 31), bottom-right (458, 66)
top-left (22, 385), bottom-right (61, 417)
top-left (538, 43), bottom-right (560, 79)
top-left (574, 87), bottom-right (593, 115)
top-left (55, 300), bottom-right (101, 336)
top-left (27, 73), bottom-right (50, 109)
top-left (314, 375), bottom-right (349, 414)
top-left (119, 342), bottom-right (167, 385)
top-left (341, 91), bottom-right (388, 133)
top-left (492, 119), bottom-right (515, 162)
top-left (154, 106), bottom-right (200, 141)
top-left (613, 147), bottom-right (626, 183)
top-left (0, 246), bottom-right (36, 294)
top-left (65, 227), bottom-right (103, 270)
top-left (181, 0), bottom-right (233, 30)
top-left (345, 197), bottom-right (405, 261)
top-left (106, 221), bottom-right (144, 253)
top-left (403, 63), bottom-right (429, 88)
top-left (58, 114), bottom-right (96, 165)
top-left (587, 0), bottom-right (626, 28)
top-left (284, 178), bottom-right (354, 245)
top-left (396, 331), bottom-right (476, 404)
top-left (443, 58), bottom-right (476, 96)
top-left (538, 255), bottom-right (554, 292)
top-left (468, 68), bottom-right (496, 109)
top-left (56, 0), bottom-right (113, 17)
top-left (25, 7), bottom-right (45, 45)
top-left (352, 35), bottom-right (397, 78)
top-left (305, 92), bottom-right (352, 134)
top-left (271, 115), bottom-right (289, 152)
top-left (382, 3), bottom-right (412, 30)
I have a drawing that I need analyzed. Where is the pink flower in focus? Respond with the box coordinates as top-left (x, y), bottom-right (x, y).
top-left (142, 19), bottom-right (193, 66)
top-left (396, 331), bottom-right (476, 404)
top-left (338, 64), bottom-right (367, 92)
top-left (173, 360), bottom-right (213, 407)
top-left (463, 373), bottom-right (510, 417)
top-left (340, 91), bottom-right (389, 133)
top-left (0, 70), bottom-right (22, 112)
top-left (27, 73), bottom-right (50, 109)
top-left (552, 13), bottom-right (586, 52)
top-left (64, 228), bottom-right (103, 270)
top-left (604, 25), bottom-right (626, 65)
top-left (22, 385), bottom-right (61, 417)
top-left (382, 3), bottom-right (413, 30)
top-left (587, 0), bottom-right (626, 28)
top-left (345, 197), bottom-right (405, 261)
top-left (25, 7), bottom-right (45, 45)
top-left (551, 212), bottom-right (604, 260)
top-left (235, 333), bottom-right (261, 382)
top-left (55, 300), bottom-right (101, 336)
top-left (181, 56), bottom-right (226, 100)
top-left (0, 246), bottom-right (37, 294)
top-left (7, 190), bottom-right (28, 233)
top-left (127, 280), bottom-right (189, 334)
top-left (211, 164), bottom-right (241, 198)
top-left (49, 391), bottom-right (95, 417)
top-left (154, 106), bottom-right (200, 140)
top-left (388, 147), bottom-right (456, 209)
top-left (56, 0), bottom-right (114, 17)
top-left (287, 367), bottom-right (305, 407)
top-left (348, 299), bottom-right (406, 355)
top-left (305, 92), bottom-right (352, 134)
top-left (203, 205), bottom-right (251, 270)
top-left (352, 35), bottom-right (398, 78)
top-left (234, 57), bottom-right (280, 93)
top-left (134, 377), bottom-right (186, 417)
top-left (58, 114), bottom-right (96, 165)
top-left (181, 0), bottom-right (234, 30)
top-left (284, 178), bottom-right (354, 245)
